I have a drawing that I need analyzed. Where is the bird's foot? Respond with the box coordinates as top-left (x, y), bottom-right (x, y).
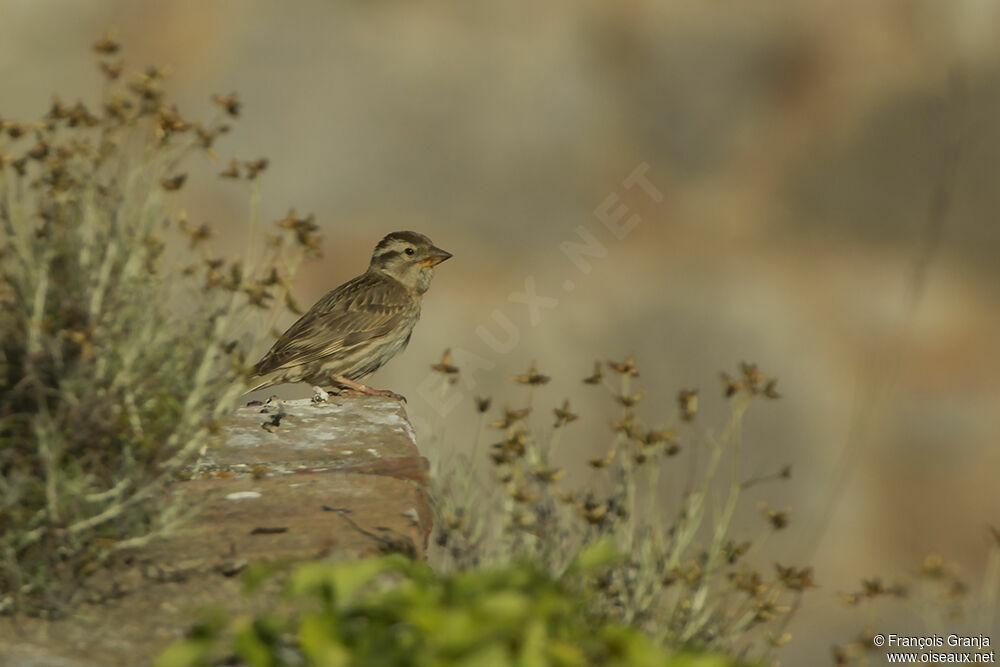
top-left (337, 387), bottom-right (406, 403)
top-left (339, 387), bottom-right (408, 403)
top-left (330, 376), bottom-right (407, 402)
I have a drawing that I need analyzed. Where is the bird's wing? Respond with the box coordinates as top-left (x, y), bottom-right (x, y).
top-left (253, 272), bottom-right (411, 375)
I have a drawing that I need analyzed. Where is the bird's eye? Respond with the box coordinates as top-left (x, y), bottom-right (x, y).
top-left (404, 247), bottom-right (415, 256)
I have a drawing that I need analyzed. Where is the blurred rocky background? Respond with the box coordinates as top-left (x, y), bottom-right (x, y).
top-left (3, 0), bottom-right (998, 659)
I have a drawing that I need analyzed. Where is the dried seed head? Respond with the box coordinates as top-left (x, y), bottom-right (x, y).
top-left (751, 595), bottom-right (790, 622)
top-left (489, 448), bottom-right (513, 466)
top-left (616, 390), bottom-right (643, 407)
top-left (508, 487), bottom-right (538, 503)
top-left (721, 372), bottom-right (743, 397)
top-left (93, 30), bottom-right (120, 55)
top-left (775, 564), bottom-right (815, 590)
top-left (729, 566), bottom-right (764, 595)
top-left (553, 399), bottom-right (578, 427)
top-left (578, 501), bottom-right (608, 525)
top-left (500, 429), bottom-right (527, 454)
top-left (220, 158), bottom-right (240, 179)
top-left (677, 389), bottom-right (698, 421)
top-left (196, 123), bottom-right (230, 152)
top-left (431, 349), bottom-right (459, 375)
top-left (759, 502), bottom-right (790, 530)
top-left (582, 361), bottom-right (603, 384)
top-left (46, 98), bottom-right (69, 122)
top-left (244, 158), bottom-right (268, 179)
top-left (531, 465), bottom-right (565, 483)
top-left (103, 94), bottom-right (134, 122)
top-left (161, 174), bottom-right (187, 191)
top-left (260, 267), bottom-right (281, 286)
top-left (723, 540), bottom-right (750, 564)
top-left (28, 140), bottom-right (50, 161)
top-left (611, 413), bottom-right (642, 440)
top-left (607, 354), bottom-right (638, 376)
top-left (553, 487), bottom-right (575, 504)
top-left (741, 361), bottom-right (765, 387)
top-left (212, 92), bottom-right (242, 117)
top-left (244, 282), bottom-right (273, 309)
top-left (642, 428), bottom-right (677, 446)
top-left (155, 105), bottom-right (191, 140)
top-left (4, 121), bottom-right (26, 139)
top-left (510, 362), bottom-right (550, 386)
top-left (179, 218), bottom-right (212, 249)
top-left (763, 378), bottom-right (781, 399)
top-left (489, 407), bottom-right (530, 429)
top-left (861, 577), bottom-right (885, 598)
top-left (128, 72), bottom-right (165, 105)
top-left (588, 450), bottom-right (615, 469)
top-left (67, 101), bottom-right (99, 128)
top-left (99, 60), bottom-right (123, 81)
top-left (474, 396), bottom-right (492, 413)
top-left (274, 209), bottom-right (321, 251)
top-left (722, 362), bottom-right (780, 399)
top-left (144, 65), bottom-right (172, 80)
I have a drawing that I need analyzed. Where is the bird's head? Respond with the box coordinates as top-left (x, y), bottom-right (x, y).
top-left (368, 231), bottom-right (452, 293)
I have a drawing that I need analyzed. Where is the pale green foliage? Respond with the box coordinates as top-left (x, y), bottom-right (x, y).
top-left (156, 550), bottom-right (746, 667)
top-left (0, 49), bottom-right (311, 615)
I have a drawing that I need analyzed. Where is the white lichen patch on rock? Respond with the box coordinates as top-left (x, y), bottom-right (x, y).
top-left (203, 396), bottom-right (421, 471)
top-left (225, 491), bottom-right (262, 500)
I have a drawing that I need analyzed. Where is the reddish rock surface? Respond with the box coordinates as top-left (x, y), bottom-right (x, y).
top-left (175, 395), bottom-right (432, 560)
top-left (0, 396), bottom-right (433, 667)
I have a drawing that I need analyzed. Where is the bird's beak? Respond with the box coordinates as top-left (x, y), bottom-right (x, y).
top-left (421, 246), bottom-right (453, 267)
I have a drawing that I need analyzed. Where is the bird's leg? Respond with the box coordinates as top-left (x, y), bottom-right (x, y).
top-left (330, 375), bottom-right (406, 402)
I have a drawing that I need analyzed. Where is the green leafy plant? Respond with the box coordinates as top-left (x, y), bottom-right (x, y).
top-left (0, 36), bottom-right (316, 615)
top-left (157, 546), bottom-right (744, 667)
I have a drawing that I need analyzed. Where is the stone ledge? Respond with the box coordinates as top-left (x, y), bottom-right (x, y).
top-left (205, 395), bottom-right (424, 472)
top-left (0, 396), bottom-right (433, 667)
top-left (172, 395), bottom-right (433, 560)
